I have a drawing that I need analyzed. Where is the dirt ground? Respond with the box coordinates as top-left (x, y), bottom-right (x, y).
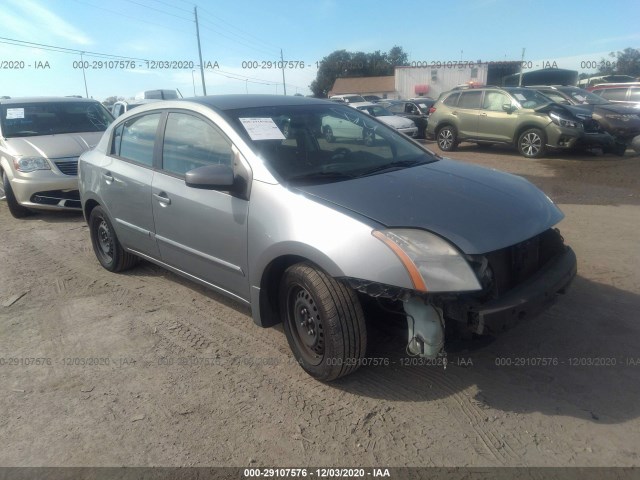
top-left (1, 142), bottom-right (639, 468)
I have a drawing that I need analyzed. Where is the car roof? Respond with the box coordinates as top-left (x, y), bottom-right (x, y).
top-left (0, 96), bottom-right (101, 105)
top-left (591, 83), bottom-right (640, 89)
top-left (189, 94), bottom-right (330, 111)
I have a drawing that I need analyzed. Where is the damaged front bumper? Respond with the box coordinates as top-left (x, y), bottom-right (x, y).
top-left (470, 247), bottom-right (577, 335)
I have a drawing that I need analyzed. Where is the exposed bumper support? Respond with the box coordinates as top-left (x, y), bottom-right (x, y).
top-left (471, 247), bottom-right (577, 335)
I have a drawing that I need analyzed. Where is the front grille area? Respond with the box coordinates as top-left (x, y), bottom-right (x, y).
top-left (482, 228), bottom-right (566, 297)
top-left (30, 190), bottom-right (81, 209)
top-left (54, 157), bottom-right (79, 176)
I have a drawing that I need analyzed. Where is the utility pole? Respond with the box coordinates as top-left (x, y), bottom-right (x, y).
top-left (518, 48), bottom-right (526, 86)
top-left (194, 6), bottom-right (207, 95)
top-left (280, 49), bottom-right (287, 95)
top-left (80, 52), bottom-right (89, 98)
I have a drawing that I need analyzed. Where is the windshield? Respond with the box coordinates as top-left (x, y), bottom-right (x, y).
top-left (342, 95), bottom-right (366, 103)
top-left (357, 105), bottom-right (393, 117)
top-left (1, 102), bottom-right (113, 138)
top-left (227, 104), bottom-right (437, 185)
top-left (564, 88), bottom-right (610, 105)
top-left (507, 88), bottom-right (553, 109)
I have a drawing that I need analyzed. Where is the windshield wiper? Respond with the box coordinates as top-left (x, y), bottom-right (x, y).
top-left (358, 159), bottom-right (428, 177)
top-left (287, 171), bottom-right (356, 183)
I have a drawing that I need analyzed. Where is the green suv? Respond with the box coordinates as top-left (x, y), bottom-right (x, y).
top-left (426, 87), bottom-right (613, 158)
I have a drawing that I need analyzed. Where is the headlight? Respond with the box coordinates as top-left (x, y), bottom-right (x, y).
top-left (14, 156), bottom-right (51, 173)
top-left (550, 112), bottom-right (581, 128)
top-left (373, 229), bottom-right (482, 292)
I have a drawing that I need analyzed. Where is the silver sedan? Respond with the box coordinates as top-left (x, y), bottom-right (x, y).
top-left (79, 95), bottom-right (576, 381)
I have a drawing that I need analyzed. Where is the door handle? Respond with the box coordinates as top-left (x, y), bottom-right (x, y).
top-left (153, 193), bottom-right (171, 206)
top-left (480, 113), bottom-right (487, 117)
top-left (102, 172), bottom-right (114, 183)
top-left (451, 111), bottom-right (457, 116)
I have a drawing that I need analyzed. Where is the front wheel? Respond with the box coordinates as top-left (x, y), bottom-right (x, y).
top-left (2, 172), bottom-right (32, 218)
top-left (89, 206), bottom-right (138, 272)
top-left (280, 263), bottom-right (367, 381)
top-left (363, 128), bottom-right (375, 146)
top-left (518, 128), bottom-right (547, 158)
top-left (436, 126), bottom-right (458, 151)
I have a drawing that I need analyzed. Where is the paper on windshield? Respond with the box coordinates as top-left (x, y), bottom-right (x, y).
top-left (514, 94), bottom-right (527, 101)
top-left (239, 117), bottom-right (286, 140)
top-left (574, 95), bottom-right (586, 102)
top-left (6, 108), bottom-right (24, 119)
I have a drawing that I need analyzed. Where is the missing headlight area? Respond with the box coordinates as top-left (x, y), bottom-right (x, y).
top-left (346, 228), bottom-right (573, 350)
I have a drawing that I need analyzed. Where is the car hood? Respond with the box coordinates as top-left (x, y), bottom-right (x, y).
top-left (295, 159), bottom-right (564, 254)
top-left (4, 132), bottom-right (103, 159)
top-left (535, 102), bottom-right (582, 119)
top-left (377, 115), bottom-right (415, 129)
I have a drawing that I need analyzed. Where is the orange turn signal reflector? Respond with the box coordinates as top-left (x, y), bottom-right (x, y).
top-left (372, 230), bottom-right (428, 292)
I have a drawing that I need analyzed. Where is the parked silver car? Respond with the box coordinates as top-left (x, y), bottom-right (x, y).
top-left (0, 97), bottom-right (113, 217)
top-left (79, 95), bottom-right (576, 381)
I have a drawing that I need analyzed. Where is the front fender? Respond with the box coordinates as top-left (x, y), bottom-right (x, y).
top-left (248, 181), bottom-right (414, 293)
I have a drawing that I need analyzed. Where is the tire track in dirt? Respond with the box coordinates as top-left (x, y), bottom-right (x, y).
top-left (5, 218), bottom-right (515, 465)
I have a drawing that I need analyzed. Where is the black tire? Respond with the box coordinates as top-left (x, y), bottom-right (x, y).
top-left (323, 126), bottom-right (335, 143)
top-left (88, 205), bottom-right (138, 272)
top-left (282, 121), bottom-right (291, 139)
top-left (436, 125), bottom-right (458, 151)
top-left (518, 128), bottom-right (547, 158)
top-left (2, 172), bottom-right (32, 218)
top-left (363, 127), bottom-right (375, 146)
top-left (280, 263), bottom-right (367, 381)
top-left (610, 142), bottom-right (627, 156)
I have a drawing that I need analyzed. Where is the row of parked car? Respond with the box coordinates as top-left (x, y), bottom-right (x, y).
top-left (0, 92), bottom-right (577, 381)
top-left (332, 83), bottom-right (640, 158)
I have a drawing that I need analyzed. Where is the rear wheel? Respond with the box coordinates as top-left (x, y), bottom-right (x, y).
top-left (518, 128), bottom-right (546, 158)
top-left (280, 263), bottom-right (367, 381)
top-left (89, 206), bottom-right (138, 272)
top-left (323, 126), bottom-right (335, 143)
top-left (2, 172), bottom-right (32, 218)
top-left (436, 125), bottom-right (458, 151)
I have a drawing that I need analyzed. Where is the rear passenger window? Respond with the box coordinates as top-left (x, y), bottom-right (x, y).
top-left (598, 88), bottom-right (627, 101)
top-left (162, 112), bottom-right (233, 176)
top-left (458, 91), bottom-right (482, 109)
top-left (112, 113), bottom-right (161, 167)
top-left (443, 92), bottom-right (460, 106)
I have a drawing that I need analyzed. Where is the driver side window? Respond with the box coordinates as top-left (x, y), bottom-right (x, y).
top-left (162, 112), bottom-right (233, 176)
top-left (482, 91), bottom-right (510, 111)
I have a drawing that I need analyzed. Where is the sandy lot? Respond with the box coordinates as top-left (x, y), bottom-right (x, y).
top-left (1, 143), bottom-right (639, 468)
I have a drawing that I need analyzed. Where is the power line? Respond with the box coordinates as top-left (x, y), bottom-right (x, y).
top-left (119, 0), bottom-right (193, 22)
top-left (197, 6), bottom-right (280, 52)
top-left (145, 0), bottom-right (193, 14)
top-left (0, 36), bottom-right (151, 62)
top-left (70, 0), bottom-right (186, 33)
top-left (198, 24), bottom-right (279, 58)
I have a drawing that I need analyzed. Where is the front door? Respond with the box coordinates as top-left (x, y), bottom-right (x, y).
top-left (151, 111), bottom-right (250, 301)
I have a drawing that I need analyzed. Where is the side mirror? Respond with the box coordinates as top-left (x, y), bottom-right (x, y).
top-left (502, 103), bottom-right (515, 113)
top-left (185, 164), bottom-right (234, 190)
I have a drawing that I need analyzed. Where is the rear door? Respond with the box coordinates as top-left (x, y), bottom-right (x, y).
top-left (454, 91), bottom-right (483, 138)
top-left (101, 112), bottom-right (161, 258)
top-left (151, 110), bottom-right (250, 301)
